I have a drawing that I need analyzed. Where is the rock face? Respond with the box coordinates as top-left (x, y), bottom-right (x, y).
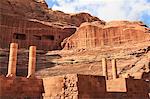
top-left (69, 13), bottom-right (104, 26)
top-left (0, 0), bottom-right (101, 27)
top-left (63, 21), bottom-right (150, 50)
top-left (0, 0), bottom-right (102, 50)
top-left (0, 13), bottom-right (77, 50)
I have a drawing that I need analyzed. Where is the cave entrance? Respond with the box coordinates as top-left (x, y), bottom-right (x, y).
top-left (13, 33), bottom-right (26, 40)
top-left (42, 35), bottom-right (55, 40)
top-left (33, 35), bottom-right (41, 40)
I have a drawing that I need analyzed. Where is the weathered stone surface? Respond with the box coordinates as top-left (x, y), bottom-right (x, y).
top-left (6, 43), bottom-right (18, 77)
top-left (106, 78), bottom-right (149, 99)
top-left (27, 46), bottom-right (36, 78)
top-left (77, 75), bottom-right (107, 99)
top-left (112, 59), bottom-right (118, 79)
top-left (106, 78), bottom-right (127, 92)
top-left (70, 13), bottom-right (105, 27)
top-left (63, 21), bottom-right (150, 50)
top-left (0, 74), bottom-right (149, 99)
top-left (0, 0), bottom-right (101, 27)
top-left (42, 74), bottom-right (149, 99)
top-left (0, 13), bottom-right (77, 50)
top-left (0, 76), bottom-right (43, 99)
top-left (42, 75), bottom-right (65, 98)
top-left (0, 0), bottom-right (103, 50)
top-left (42, 74), bottom-right (107, 99)
top-left (102, 58), bottom-right (108, 79)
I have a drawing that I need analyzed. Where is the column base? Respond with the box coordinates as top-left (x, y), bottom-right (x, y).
top-left (27, 74), bottom-right (36, 79)
top-left (6, 74), bottom-right (16, 78)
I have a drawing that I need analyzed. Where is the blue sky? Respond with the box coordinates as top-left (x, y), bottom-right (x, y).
top-left (45, 0), bottom-right (150, 27)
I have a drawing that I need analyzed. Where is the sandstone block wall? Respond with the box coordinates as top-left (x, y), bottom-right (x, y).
top-left (42, 74), bottom-right (149, 99)
top-left (126, 78), bottom-right (149, 98)
top-left (0, 14), bottom-right (76, 50)
top-left (42, 74), bottom-right (79, 99)
top-left (106, 78), bottom-right (127, 92)
top-left (0, 75), bottom-right (44, 99)
top-left (0, 74), bottom-right (149, 99)
top-left (42, 74), bottom-right (107, 99)
top-left (77, 75), bottom-right (107, 99)
top-left (42, 75), bottom-right (65, 99)
top-left (106, 78), bottom-right (149, 99)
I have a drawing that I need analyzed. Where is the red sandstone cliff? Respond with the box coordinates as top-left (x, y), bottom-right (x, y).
top-left (0, 0), bottom-right (103, 50)
top-left (63, 21), bottom-right (150, 50)
top-left (0, 0), bottom-right (102, 27)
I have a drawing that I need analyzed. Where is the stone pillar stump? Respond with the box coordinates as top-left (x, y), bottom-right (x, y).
top-left (102, 58), bottom-right (108, 80)
top-left (6, 43), bottom-right (18, 77)
top-left (27, 46), bottom-right (36, 78)
top-left (112, 59), bottom-right (118, 79)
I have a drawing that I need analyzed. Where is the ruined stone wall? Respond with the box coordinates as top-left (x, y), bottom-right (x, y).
top-left (42, 74), bottom-right (107, 99)
top-left (106, 78), bottom-right (127, 92)
top-left (77, 75), bottom-right (107, 99)
top-left (0, 75), bottom-right (43, 99)
top-left (64, 22), bottom-right (150, 50)
top-left (0, 14), bottom-right (76, 50)
top-left (0, 74), bottom-right (149, 99)
top-left (42, 74), bottom-right (79, 99)
top-left (126, 78), bottom-right (149, 98)
top-left (106, 78), bottom-right (149, 99)
top-left (42, 74), bottom-right (149, 99)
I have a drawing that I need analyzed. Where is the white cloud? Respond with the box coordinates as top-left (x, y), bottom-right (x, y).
top-left (50, 0), bottom-right (150, 24)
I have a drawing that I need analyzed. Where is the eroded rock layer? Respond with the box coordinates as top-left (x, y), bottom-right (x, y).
top-left (0, 14), bottom-right (77, 50)
top-left (63, 21), bottom-right (150, 50)
top-left (0, 0), bottom-right (102, 50)
top-left (0, 0), bottom-right (102, 26)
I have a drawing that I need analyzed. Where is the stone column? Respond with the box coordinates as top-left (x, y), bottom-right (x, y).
top-left (6, 43), bottom-right (18, 77)
top-left (27, 46), bottom-right (36, 78)
top-left (112, 59), bottom-right (118, 79)
top-left (102, 58), bottom-right (108, 80)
